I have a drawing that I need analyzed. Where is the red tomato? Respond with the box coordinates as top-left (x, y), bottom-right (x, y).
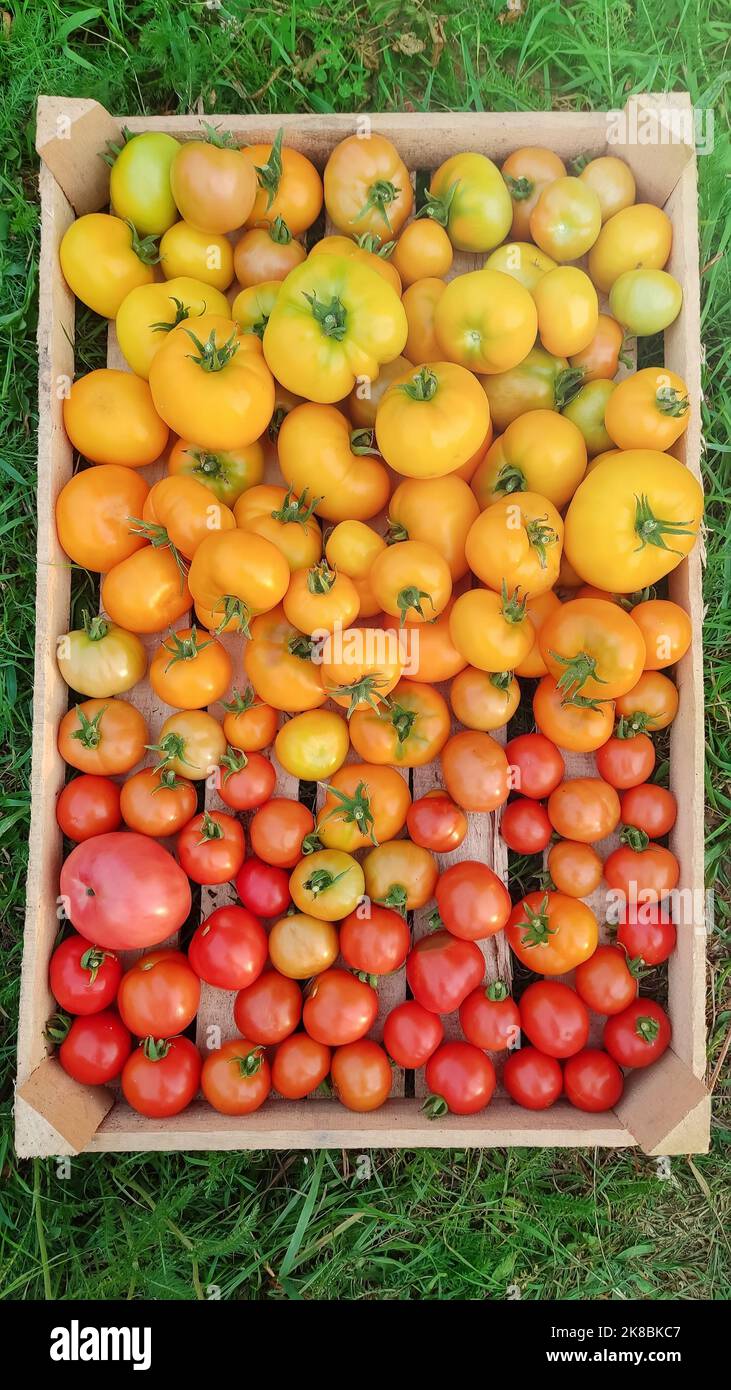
top-left (383, 1001), bottom-right (444, 1068)
top-left (188, 905), bottom-right (267, 989)
top-left (574, 944), bottom-right (639, 1015)
top-left (60, 832), bottom-right (192, 951)
top-left (303, 969), bottom-right (378, 1046)
top-left (500, 798), bottom-right (553, 854)
top-left (563, 1048), bottom-right (624, 1112)
top-left (595, 733), bottom-right (655, 789)
top-left (121, 1036), bottom-right (201, 1117)
top-left (617, 902), bottom-right (676, 965)
top-left (424, 1042), bottom-right (496, 1116)
top-left (116, 949), bottom-right (200, 1037)
top-left (235, 856), bottom-right (291, 917)
top-left (406, 791), bottom-right (468, 853)
top-left (49, 933), bottom-right (122, 1015)
top-left (331, 1040), bottom-right (392, 1112)
top-left (458, 981), bottom-right (520, 1052)
top-left (58, 1010), bottom-right (131, 1085)
top-left (503, 1046), bottom-right (562, 1110)
top-left (603, 999), bottom-right (671, 1068)
top-left (519, 981), bottom-right (590, 1058)
top-left (272, 1033), bottom-right (331, 1099)
top-left (620, 783), bottom-right (677, 839)
top-left (233, 972), bottom-right (302, 1045)
top-left (56, 775), bottom-right (122, 841)
top-left (604, 842), bottom-right (679, 903)
top-left (176, 810), bottom-right (245, 885)
top-left (339, 905), bottom-right (411, 978)
top-left (435, 860), bottom-right (511, 942)
top-left (249, 797), bottom-right (314, 867)
top-left (217, 749), bottom-right (276, 811)
top-left (201, 1039), bottom-right (271, 1114)
top-left (504, 732), bottom-right (564, 800)
top-left (406, 931), bottom-right (485, 1014)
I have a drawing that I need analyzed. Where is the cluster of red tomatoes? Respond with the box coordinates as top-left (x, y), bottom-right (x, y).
top-left (49, 125), bottom-right (698, 1120)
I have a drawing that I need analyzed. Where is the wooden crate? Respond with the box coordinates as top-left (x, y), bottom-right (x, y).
top-left (16, 94), bottom-right (710, 1157)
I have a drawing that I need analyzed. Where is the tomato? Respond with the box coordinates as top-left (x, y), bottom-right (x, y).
top-left (233, 971), bottom-right (301, 1046)
top-left (504, 736), bottom-right (562, 806)
top-left (441, 729), bottom-right (510, 813)
top-left (283, 561), bottom-right (360, 636)
top-left (120, 767), bottom-right (197, 838)
top-left (324, 133), bottom-right (412, 237)
top-left (340, 904), bottom-right (411, 980)
top-left (519, 980), bottom-right (590, 1059)
top-left (231, 280), bottom-right (281, 341)
top-left (64, 369), bottom-right (168, 468)
top-left (530, 176), bottom-right (601, 260)
top-left (500, 798), bottom-right (553, 854)
top-left (278, 404), bottom-right (389, 524)
top-left (150, 315), bottom-right (274, 451)
top-left (58, 1010), bottom-right (132, 1086)
top-left (101, 544), bottom-right (192, 635)
top-left (177, 810), bottom-right (245, 885)
top-left (170, 135), bottom-right (256, 233)
top-left (388, 476), bottom-right (479, 582)
top-left (117, 949), bottom-right (200, 1037)
top-left (620, 783), bottom-right (677, 839)
top-left (49, 933), bottom-right (122, 1015)
top-left (159, 220), bottom-right (235, 291)
top-left (56, 775), bottom-right (122, 842)
top-left (274, 710), bottom-right (348, 784)
top-left (609, 268), bottom-right (682, 335)
top-left (55, 465), bottom-right (149, 572)
top-left (60, 214), bottom-right (156, 316)
top-left (189, 532), bottom-right (290, 637)
top-left (57, 615), bottom-right (146, 699)
top-left (406, 792), bottom-right (467, 854)
top-left (384, 1001), bottom-right (444, 1068)
top-left (539, 597), bottom-right (646, 702)
top-left (472, 411), bottom-right (586, 512)
top-left (249, 798), bottom-right (314, 868)
top-left (563, 1048), bottom-right (624, 1112)
top-left (450, 667), bottom-right (520, 732)
top-left (309, 233), bottom-right (402, 295)
top-left (235, 483), bottom-right (322, 572)
top-left (533, 675), bottom-right (615, 754)
top-left (142, 476), bottom-right (236, 563)
top-left (109, 129), bottom-right (179, 233)
top-left (320, 625), bottom-right (403, 714)
top-left (239, 129), bottom-right (322, 234)
top-left (506, 892), bottom-right (599, 975)
top-left (548, 778), bottom-right (621, 844)
top-left (603, 999), bottom-right (671, 1069)
top-left (235, 859), bottom-right (290, 920)
top-left (614, 671), bottom-right (679, 735)
top-left (436, 860), bottom-right (511, 942)
top-left (391, 219), bottom-right (453, 287)
top-left (407, 931), bottom-right (485, 1015)
top-left (122, 1036), bottom-right (201, 1118)
top-left (61, 832), bottom-right (191, 952)
top-left (568, 314), bottom-right (628, 383)
top-left (478, 345), bottom-right (570, 433)
top-left (578, 154), bottom-right (635, 222)
top-left (317, 764), bottom-right (410, 852)
top-left (605, 367), bottom-right (690, 454)
top-left (223, 687), bottom-right (278, 753)
top-left (588, 204), bottom-right (672, 293)
top-left (290, 849), bottom-right (365, 922)
top-left (595, 733), bottom-right (656, 789)
top-left (189, 905), bottom-right (267, 990)
top-left (547, 840), bottom-right (603, 898)
top-left (201, 1039), bottom-right (271, 1115)
top-left (268, 912), bottom-right (339, 979)
top-left (503, 1047), bottom-right (563, 1110)
top-left (381, 601), bottom-right (467, 684)
top-left (466, 492), bottom-right (564, 598)
top-left (273, 1033), bottom-right (331, 1099)
top-left (349, 681), bottom-right (450, 769)
top-left (151, 711), bottom-right (227, 781)
top-left (217, 749), bottom-right (276, 812)
top-left (459, 982), bottom-right (520, 1053)
top-left (58, 699), bottom-right (147, 777)
top-left (263, 254), bottom-right (407, 403)
top-left (426, 152), bottom-right (512, 252)
top-left (630, 599), bottom-right (691, 671)
top-left (325, 521), bottom-right (386, 618)
top-left (604, 841), bottom-right (679, 904)
top-left (303, 969), bottom-right (377, 1046)
top-left (116, 277), bottom-right (230, 379)
top-left (502, 146), bottom-right (567, 239)
top-left (402, 277), bottom-right (445, 366)
top-left (449, 589), bottom-right (534, 675)
top-left (150, 626), bottom-right (232, 710)
top-left (424, 1042), bottom-right (496, 1116)
top-left (233, 218), bottom-right (306, 285)
top-left (533, 266), bottom-right (599, 357)
top-left (244, 608), bottom-right (325, 714)
top-left (434, 269), bottom-right (537, 375)
top-left (565, 380), bottom-right (617, 461)
top-left (575, 945), bottom-right (639, 1017)
top-left (362, 840), bottom-right (438, 915)
top-left (375, 362), bottom-right (490, 480)
top-left (617, 902), bottom-right (676, 966)
top-left (331, 1040), bottom-right (392, 1112)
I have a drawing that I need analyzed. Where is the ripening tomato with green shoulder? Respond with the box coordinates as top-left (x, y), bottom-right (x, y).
top-left (324, 132), bottom-right (413, 237)
top-left (478, 346), bottom-right (572, 434)
top-left (289, 849), bottom-right (365, 922)
top-left (244, 606), bottom-right (326, 713)
top-left (614, 671), bottom-right (679, 735)
top-left (275, 708), bottom-right (349, 782)
top-left (60, 213), bottom-right (157, 317)
top-left (563, 450), bottom-right (703, 592)
top-left (241, 129), bottom-right (323, 234)
top-left (533, 266), bottom-right (599, 358)
top-left (533, 675), bottom-right (615, 753)
top-left (324, 521), bottom-right (386, 618)
top-left (58, 699), bottom-right (148, 777)
top-left (387, 475), bottom-right (479, 581)
top-left (349, 679), bottom-right (451, 768)
top-left (391, 219), bottom-right (453, 286)
top-left (159, 220), bottom-right (235, 290)
top-left (539, 597), bottom-right (646, 702)
top-left (57, 613), bottom-right (146, 698)
top-left (317, 763), bottom-right (411, 851)
top-left (630, 599), bottom-right (692, 671)
top-left (64, 369), bottom-right (169, 469)
top-left (501, 146), bottom-right (567, 239)
top-left (466, 492), bottom-right (564, 598)
top-left (402, 277), bottom-right (445, 365)
top-left (116, 276), bottom-right (230, 378)
top-left (150, 314), bottom-right (275, 452)
top-left (434, 268), bottom-right (537, 375)
top-left (109, 130), bottom-right (180, 234)
top-left (507, 891), bottom-right (599, 975)
top-left (547, 777), bottom-right (621, 844)
top-left (369, 539), bottom-right (452, 626)
top-left (170, 133), bottom-right (257, 234)
top-left (449, 587), bottom-right (535, 673)
top-left (484, 240), bottom-right (557, 291)
top-left (609, 268), bottom-right (683, 336)
top-left (231, 280), bottom-right (281, 342)
top-left (101, 543), bottom-right (192, 635)
top-left (530, 176), bottom-right (601, 261)
top-left (278, 402), bottom-right (390, 523)
top-left (426, 151), bottom-right (513, 252)
top-left (151, 710), bottom-right (228, 781)
top-left (120, 766), bottom-right (197, 838)
top-left (604, 368), bottom-right (690, 451)
top-left (233, 217), bottom-right (306, 285)
top-left (376, 362), bottom-right (491, 479)
top-left (568, 314), bottom-right (629, 382)
top-left (588, 204), bottom-right (673, 293)
top-left (471, 412), bottom-right (586, 512)
top-left (450, 667), bottom-right (520, 732)
top-left (168, 436), bottom-right (264, 508)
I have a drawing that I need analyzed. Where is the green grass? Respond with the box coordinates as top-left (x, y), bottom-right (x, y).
top-left (1, 0), bottom-right (729, 1300)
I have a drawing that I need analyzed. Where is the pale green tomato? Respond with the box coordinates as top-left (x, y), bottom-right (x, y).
top-left (110, 131), bottom-right (180, 236)
top-left (57, 615), bottom-right (147, 697)
top-left (562, 380), bottom-right (616, 457)
top-left (609, 269), bottom-right (683, 335)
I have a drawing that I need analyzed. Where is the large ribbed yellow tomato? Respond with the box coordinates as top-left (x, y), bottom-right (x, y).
top-left (278, 403), bottom-right (390, 522)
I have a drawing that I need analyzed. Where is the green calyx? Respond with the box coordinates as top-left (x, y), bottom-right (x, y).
top-left (82, 611), bottom-right (110, 642)
top-left (125, 219), bottom-right (161, 266)
top-left (200, 121), bottom-right (237, 149)
top-left (487, 980), bottom-right (509, 1002)
top-left (306, 559), bottom-right (336, 595)
top-left (44, 1010), bottom-right (71, 1044)
top-left (500, 580), bottom-right (528, 625)
top-left (303, 291), bottom-right (348, 340)
top-left (635, 1015), bottom-right (660, 1045)
top-left (620, 823), bottom-right (651, 852)
top-left (150, 296), bottom-right (195, 334)
top-left (415, 179), bottom-right (459, 228)
top-left (184, 326), bottom-right (240, 372)
top-left (379, 883), bottom-right (408, 916)
top-left (304, 867), bottom-right (348, 898)
top-left (146, 731), bottom-right (198, 772)
top-left (549, 647), bottom-right (606, 702)
top-left (70, 704), bottom-right (107, 750)
top-left (222, 684), bottom-right (258, 716)
top-left (518, 895), bottom-right (557, 949)
top-left (162, 624), bottom-right (211, 671)
top-left (220, 745), bottom-right (249, 782)
top-left (230, 1046), bottom-right (265, 1078)
top-left (526, 515), bottom-right (559, 569)
top-left (634, 493), bottom-right (695, 556)
top-left (494, 464), bottom-right (527, 497)
top-left (422, 1094), bottom-right (449, 1120)
top-left (355, 179), bottom-right (400, 232)
top-left (127, 516), bottom-right (188, 592)
top-left (326, 673), bottom-right (389, 719)
top-left (397, 585), bottom-right (433, 626)
top-left (553, 366), bottom-right (586, 410)
top-left (271, 485), bottom-right (322, 527)
top-left (323, 780), bottom-right (376, 844)
top-left (490, 670), bottom-right (515, 698)
top-left (288, 632), bottom-right (317, 661)
top-left (152, 766), bottom-right (185, 792)
top-left (253, 127), bottom-right (284, 207)
top-left (350, 427), bottom-right (378, 456)
top-left (400, 366), bottom-right (438, 402)
top-left (655, 386), bottom-right (689, 418)
top-left (142, 1036), bottom-right (171, 1062)
top-left (269, 214), bottom-right (292, 245)
top-left (212, 595), bottom-right (252, 637)
top-left (616, 711), bottom-right (655, 738)
top-left (504, 174), bottom-right (534, 201)
top-left (80, 947), bottom-right (114, 984)
top-left (197, 811), bottom-right (224, 844)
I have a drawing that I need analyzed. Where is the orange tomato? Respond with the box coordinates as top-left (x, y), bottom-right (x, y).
top-left (402, 277), bottom-right (446, 365)
top-left (222, 686), bottom-right (278, 751)
top-left (170, 137), bottom-right (256, 234)
top-left (630, 599), bottom-right (692, 671)
top-left (283, 559), bottom-right (360, 635)
top-left (514, 589), bottom-right (562, 679)
top-left (547, 840), bottom-right (603, 898)
top-left (387, 475), bottom-right (479, 581)
top-left (471, 411), bottom-right (587, 512)
top-left (149, 626), bottom-right (232, 709)
top-left (323, 133), bottom-right (413, 238)
top-left (151, 710), bottom-right (227, 781)
top-left (604, 368), bottom-right (690, 452)
top-left (149, 315), bottom-right (275, 451)
top-left (349, 679), bottom-right (451, 767)
top-left (58, 698), bottom-right (147, 775)
top-left (441, 730), bottom-right (511, 812)
top-left (324, 521), bottom-right (386, 619)
top-left (450, 667), bottom-right (520, 731)
top-left (614, 671), bottom-right (679, 734)
top-left (588, 204), bottom-right (672, 293)
top-left (362, 840), bottom-right (438, 914)
top-left (317, 763), bottom-right (411, 850)
top-left (533, 675), bottom-right (615, 753)
top-left (391, 219), bottom-right (453, 286)
top-left (101, 545), bottom-right (192, 634)
top-left (539, 596), bottom-right (646, 701)
top-left (533, 267), bottom-right (599, 357)
top-left (234, 483), bottom-right (322, 571)
top-left (142, 475), bottom-right (235, 561)
top-left (569, 314), bottom-right (628, 382)
top-left (244, 605), bottom-right (326, 713)
top-left (466, 492), bottom-right (564, 598)
top-left (507, 891), bottom-right (598, 975)
top-left (369, 539), bottom-right (453, 625)
top-left (380, 598), bottom-right (467, 683)
top-left (449, 587), bottom-right (535, 673)
top-left (578, 155), bottom-right (636, 222)
top-left (320, 625), bottom-right (404, 714)
top-left (188, 529), bottom-right (290, 634)
top-left (375, 362), bottom-right (491, 480)
top-left (241, 132), bottom-right (323, 235)
top-left (64, 370), bottom-right (168, 468)
top-left (55, 465), bottom-right (149, 572)
top-left (308, 234), bottom-right (402, 295)
top-left (120, 766), bottom-right (197, 837)
top-left (277, 403), bottom-right (390, 523)
top-left (547, 778), bottom-right (621, 843)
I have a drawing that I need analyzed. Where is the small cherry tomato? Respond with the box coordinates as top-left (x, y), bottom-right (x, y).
top-left (222, 686), bottom-right (278, 753)
top-left (58, 1010), bottom-right (132, 1085)
top-left (176, 809), bottom-right (245, 885)
top-left (234, 972), bottom-right (302, 1045)
top-left (519, 980), bottom-right (590, 1058)
top-left (116, 949), bottom-right (200, 1038)
top-left (424, 1042), bottom-right (496, 1116)
top-left (604, 840), bottom-right (680, 904)
top-left (406, 790), bottom-right (468, 853)
top-left (121, 1036), bottom-right (202, 1118)
top-left (339, 905), bottom-right (410, 979)
top-left (458, 981), bottom-right (520, 1052)
top-left (188, 905), bottom-right (267, 990)
top-left (49, 934), bottom-right (122, 1015)
top-left (575, 944), bottom-right (640, 1016)
top-left (603, 999), bottom-right (671, 1068)
top-left (620, 783), bottom-right (677, 839)
top-left (235, 857), bottom-right (290, 918)
top-left (383, 1001), bottom-right (444, 1069)
top-left (503, 1046), bottom-right (563, 1110)
top-left (331, 1040), bottom-right (392, 1112)
top-left (272, 1033), bottom-right (331, 1099)
top-left (500, 798), bottom-right (553, 854)
top-left (563, 1048), bottom-right (624, 1111)
top-left (547, 840), bottom-right (603, 898)
top-left (201, 1039), bottom-right (271, 1114)
top-left (56, 775), bottom-right (122, 842)
top-left (435, 860), bottom-right (512, 942)
top-left (504, 733), bottom-right (564, 800)
top-left (595, 733), bottom-right (656, 789)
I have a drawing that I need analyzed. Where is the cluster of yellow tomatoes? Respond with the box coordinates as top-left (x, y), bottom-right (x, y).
top-left (49, 126), bottom-right (701, 1121)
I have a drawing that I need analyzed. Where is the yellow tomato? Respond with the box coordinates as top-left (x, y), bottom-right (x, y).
top-left (471, 410), bottom-right (587, 511)
top-left (484, 241), bottom-right (557, 291)
top-left (449, 588), bottom-right (535, 673)
top-left (283, 559), bottom-right (360, 635)
top-left (362, 840), bottom-right (438, 913)
top-left (149, 315), bottom-right (275, 450)
top-left (434, 269), bottom-right (537, 375)
top-left (153, 710), bottom-right (227, 780)
top-left (309, 234), bottom-right (402, 296)
top-left (588, 204), bottom-right (673, 294)
top-left (402, 277), bottom-right (445, 366)
top-left (230, 280), bottom-right (281, 342)
top-left (325, 521), bottom-right (386, 619)
top-left (234, 483), bottom-right (322, 571)
top-left (159, 221), bottom-right (235, 290)
top-left (115, 277), bottom-right (229, 379)
top-left (578, 155), bottom-right (636, 222)
top-left (375, 362), bottom-right (491, 479)
top-left (188, 529), bottom-right (290, 633)
top-left (530, 177), bottom-right (602, 261)
top-left (604, 368), bottom-right (690, 452)
top-left (450, 667), bottom-right (521, 731)
top-left (56, 615), bottom-right (146, 698)
top-left (289, 850), bottom-right (365, 921)
top-left (391, 220), bottom-right (453, 286)
top-left (269, 913), bottom-right (339, 979)
top-left (60, 213), bottom-right (155, 317)
top-left (479, 345), bottom-right (572, 433)
top-left (427, 152), bottom-right (512, 252)
top-left (387, 475), bottom-right (479, 580)
top-left (533, 267), bottom-right (598, 357)
top-left (316, 763), bottom-right (411, 849)
top-left (369, 539), bottom-right (452, 625)
top-left (277, 403), bottom-right (390, 522)
top-left (63, 370), bottom-right (169, 469)
top-left (274, 708), bottom-right (350, 781)
top-left (466, 492), bottom-right (564, 597)
top-left (244, 605), bottom-right (326, 712)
